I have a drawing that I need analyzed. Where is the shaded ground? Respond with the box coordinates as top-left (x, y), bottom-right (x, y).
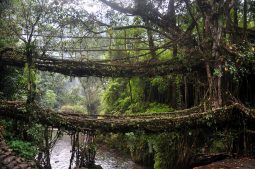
top-left (194, 157), bottom-right (255, 169)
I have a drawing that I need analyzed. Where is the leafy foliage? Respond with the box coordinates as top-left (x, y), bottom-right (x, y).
top-left (60, 104), bottom-right (86, 114)
top-left (101, 77), bottom-right (174, 115)
top-left (44, 90), bottom-right (57, 107)
top-left (8, 140), bottom-right (37, 159)
top-left (0, 67), bottom-right (27, 100)
top-left (0, 119), bottom-right (43, 160)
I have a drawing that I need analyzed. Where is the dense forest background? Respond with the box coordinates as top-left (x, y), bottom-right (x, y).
top-left (0, 0), bottom-right (255, 169)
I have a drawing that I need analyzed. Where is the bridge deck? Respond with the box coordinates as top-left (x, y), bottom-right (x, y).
top-left (1, 101), bottom-right (254, 133)
top-left (0, 48), bottom-right (201, 77)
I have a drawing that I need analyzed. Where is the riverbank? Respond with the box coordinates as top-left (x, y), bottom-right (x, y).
top-left (194, 157), bottom-right (255, 169)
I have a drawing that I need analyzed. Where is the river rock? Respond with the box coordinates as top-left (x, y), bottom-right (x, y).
top-left (0, 129), bottom-right (36, 169)
top-left (6, 160), bottom-right (18, 168)
top-left (3, 155), bottom-right (16, 165)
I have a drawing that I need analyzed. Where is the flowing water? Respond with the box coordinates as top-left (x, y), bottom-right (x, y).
top-left (50, 134), bottom-right (148, 169)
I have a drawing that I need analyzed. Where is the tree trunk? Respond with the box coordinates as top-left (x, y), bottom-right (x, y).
top-left (217, 65), bottom-right (222, 106)
top-left (205, 62), bottom-right (213, 98)
top-left (145, 21), bottom-right (156, 58)
top-left (203, 1), bottom-right (223, 108)
top-left (243, 0), bottom-right (248, 39)
top-left (69, 133), bottom-right (76, 169)
top-left (44, 126), bottom-right (52, 169)
top-left (171, 82), bottom-right (177, 108)
top-left (26, 46), bottom-right (36, 104)
top-left (184, 76), bottom-right (188, 108)
top-left (233, 0), bottom-right (238, 43)
top-left (168, 0), bottom-right (177, 57)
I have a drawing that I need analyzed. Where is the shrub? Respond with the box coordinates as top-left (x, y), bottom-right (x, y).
top-left (8, 140), bottom-right (37, 159)
top-left (60, 104), bottom-right (87, 114)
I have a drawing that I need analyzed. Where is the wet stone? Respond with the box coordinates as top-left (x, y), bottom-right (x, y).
top-left (3, 155), bottom-right (16, 165)
top-left (2, 147), bottom-right (9, 151)
top-left (5, 151), bottom-right (12, 156)
top-left (7, 160), bottom-right (18, 168)
top-left (28, 161), bottom-right (36, 166)
top-left (0, 154), bottom-right (8, 161)
top-left (19, 163), bottom-right (29, 169)
top-left (16, 157), bottom-right (22, 163)
top-left (0, 133), bottom-right (35, 169)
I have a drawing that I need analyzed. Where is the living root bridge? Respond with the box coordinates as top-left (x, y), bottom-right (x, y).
top-left (0, 48), bottom-right (201, 77)
top-left (0, 101), bottom-right (255, 133)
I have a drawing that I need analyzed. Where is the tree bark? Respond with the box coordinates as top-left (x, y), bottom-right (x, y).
top-left (44, 126), bottom-right (52, 169)
top-left (217, 65), bottom-right (222, 106)
top-left (243, 0), bottom-right (248, 39)
top-left (184, 76), bottom-right (188, 108)
top-left (205, 62), bottom-right (213, 98)
top-left (145, 21), bottom-right (157, 58)
top-left (168, 0), bottom-right (177, 57)
top-left (26, 46), bottom-right (34, 103)
top-left (233, 0), bottom-right (238, 43)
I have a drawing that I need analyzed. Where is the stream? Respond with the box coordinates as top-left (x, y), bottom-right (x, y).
top-left (50, 134), bottom-right (148, 169)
